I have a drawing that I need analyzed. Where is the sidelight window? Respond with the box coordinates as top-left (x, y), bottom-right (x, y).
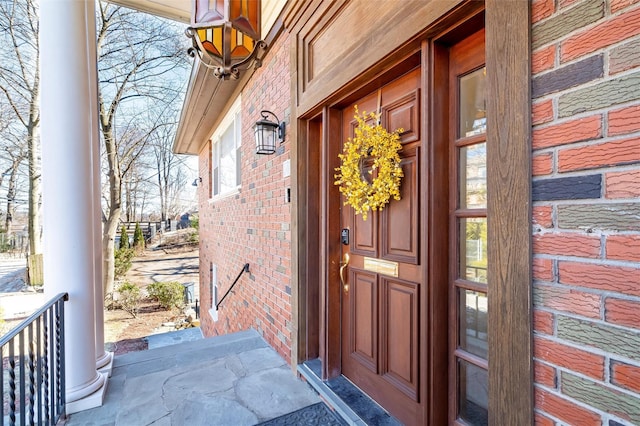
top-left (453, 65), bottom-right (488, 425)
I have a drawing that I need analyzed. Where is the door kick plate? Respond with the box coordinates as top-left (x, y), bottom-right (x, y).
top-left (363, 257), bottom-right (399, 277)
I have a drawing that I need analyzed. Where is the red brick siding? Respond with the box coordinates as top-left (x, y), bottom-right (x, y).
top-left (532, 114), bottom-right (602, 150)
top-left (605, 169), bottom-right (640, 198)
top-left (535, 388), bottom-right (601, 425)
top-left (611, 361), bottom-right (640, 393)
top-left (532, 1), bottom-right (640, 422)
top-left (533, 205), bottom-right (554, 228)
top-left (532, 99), bottom-right (554, 125)
top-left (534, 336), bottom-right (605, 380)
top-left (197, 31), bottom-right (293, 362)
top-left (532, 44), bottom-right (556, 74)
top-left (560, 5), bottom-right (640, 62)
top-left (608, 105), bottom-right (640, 136)
top-left (604, 297), bottom-right (640, 328)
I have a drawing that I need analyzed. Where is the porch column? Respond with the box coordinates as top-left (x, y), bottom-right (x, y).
top-left (89, 10), bottom-right (112, 372)
top-left (40, 0), bottom-right (107, 413)
top-left (94, 139), bottom-right (112, 371)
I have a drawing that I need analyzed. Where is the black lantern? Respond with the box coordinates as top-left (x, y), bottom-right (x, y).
top-left (254, 110), bottom-right (285, 155)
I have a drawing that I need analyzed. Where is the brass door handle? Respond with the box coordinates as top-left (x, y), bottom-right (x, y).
top-left (340, 253), bottom-right (350, 293)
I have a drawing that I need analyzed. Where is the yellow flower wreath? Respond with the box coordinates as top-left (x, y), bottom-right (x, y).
top-left (334, 106), bottom-right (404, 220)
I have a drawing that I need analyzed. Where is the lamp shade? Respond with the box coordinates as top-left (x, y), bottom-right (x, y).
top-left (254, 118), bottom-right (278, 155)
top-left (187, 0), bottom-right (264, 79)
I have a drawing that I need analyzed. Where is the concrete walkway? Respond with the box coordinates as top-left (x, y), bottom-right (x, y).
top-left (65, 329), bottom-right (321, 426)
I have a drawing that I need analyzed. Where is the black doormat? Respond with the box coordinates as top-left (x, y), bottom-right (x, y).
top-left (256, 403), bottom-right (346, 426)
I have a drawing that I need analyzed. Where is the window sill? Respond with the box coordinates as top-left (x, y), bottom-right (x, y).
top-left (208, 186), bottom-right (241, 203)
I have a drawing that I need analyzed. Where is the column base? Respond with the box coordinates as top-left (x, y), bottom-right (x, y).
top-left (97, 351), bottom-right (114, 377)
top-left (66, 372), bottom-right (109, 414)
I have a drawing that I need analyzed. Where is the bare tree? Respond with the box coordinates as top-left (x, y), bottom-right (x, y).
top-left (97, 1), bottom-right (188, 296)
top-left (148, 119), bottom-right (192, 222)
top-left (0, 105), bottom-right (26, 236)
top-left (0, 146), bottom-right (26, 235)
top-left (123, 159), bottom-right (155, 221)
top-left (0, 0), bottom-right (41, 256)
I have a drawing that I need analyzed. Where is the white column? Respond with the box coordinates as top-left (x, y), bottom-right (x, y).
top-left (87, 6), bottom-right (112, 372)
top-left (41, 0), bottom-right (107, 413)
top-left (94, 137), bottom-right (112, 371)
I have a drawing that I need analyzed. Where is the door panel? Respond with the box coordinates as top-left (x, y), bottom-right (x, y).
top-left (382, 150), bottom-right (419, 263)
top-left (352, 213), bottom-right (377, 256)
top-left (349, 269), bottom-right (378, 372)
top-left (383, 89), bottom-right (420, 144)
top-left (381, 277), bottom-right (418, 400)
top-left (340, 67), bottom-right (423, 425)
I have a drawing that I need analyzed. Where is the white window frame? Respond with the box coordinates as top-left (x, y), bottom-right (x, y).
top-left (211, 96), bottom-right (242, 199)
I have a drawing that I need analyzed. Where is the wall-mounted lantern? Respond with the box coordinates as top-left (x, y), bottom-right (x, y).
top-left (185, 0), bottom-right (266, 80)
top-left (254, 110), bottom-right (285, 155)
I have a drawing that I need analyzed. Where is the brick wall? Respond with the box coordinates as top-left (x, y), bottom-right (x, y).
top-left (196, 30), bottom-right (293, 363)
top-left (531, 0), bottom-right (640, 424)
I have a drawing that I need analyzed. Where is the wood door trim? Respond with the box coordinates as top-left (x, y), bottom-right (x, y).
top-left (425, 38), bottom-right (450, 426)
top-left (486, 1), bottom-right (533, 424)
top-left (322, 106), bottom-right (343, 380)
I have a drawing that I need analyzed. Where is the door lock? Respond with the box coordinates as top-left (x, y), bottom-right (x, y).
top-left (341, 228), bottom-right (349, 245)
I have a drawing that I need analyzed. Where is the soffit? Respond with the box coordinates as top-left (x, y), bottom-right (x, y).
top-left (173, 63), bottom-right (251, 155)
top-left (105, 0), bottom-right (191, 23)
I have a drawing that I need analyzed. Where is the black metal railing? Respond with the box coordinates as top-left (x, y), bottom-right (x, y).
top-left (0, 293), bottom-right (68, 426)
top-left (216, 264), bottom-right (250, 309)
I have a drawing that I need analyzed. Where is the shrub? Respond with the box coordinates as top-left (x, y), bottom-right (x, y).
top-left (117, 282), bottom-right (141, 318)
top-left (119, 225), bottom-right (130, 249)
top-left (132, 222), bottom-right (145, 252)
top-left (114, 248), bottom-right (135, 279)
top-left (188, 230), bottom-right (199, 244)
top-left (146, 281), bottom-right (185, 310)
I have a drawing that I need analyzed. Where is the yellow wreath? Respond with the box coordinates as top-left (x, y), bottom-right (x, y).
top-left (335, 106), bottom-right (404, 221)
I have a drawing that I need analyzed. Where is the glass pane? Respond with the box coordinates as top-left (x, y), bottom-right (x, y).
top-left (459, 289), bottom-right (488, 359)
top-left (459, 218), bottom-right (487, 283)
top-left (459, 67), bottom-right (486, 138)
top-left (459, 143), bottom-right (487, 209)
top-left (219, 124), bottom-right (236, 193)
top-left (458, 359), bottom-right (488, 426)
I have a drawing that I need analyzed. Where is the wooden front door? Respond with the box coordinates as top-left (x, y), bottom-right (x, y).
top-left (340, 67), bottom-right (424, 425)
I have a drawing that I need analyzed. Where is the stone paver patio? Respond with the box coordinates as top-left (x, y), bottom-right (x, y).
top-left (65, 329), bottom-right (321, 426)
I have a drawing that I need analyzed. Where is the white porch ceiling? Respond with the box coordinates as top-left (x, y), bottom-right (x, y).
top-left (106, 0), bottom-right (191, 23)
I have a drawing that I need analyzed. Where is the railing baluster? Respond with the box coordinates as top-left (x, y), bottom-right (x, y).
top-left (9, 340), bottom-right (15, 426)
top-left (29, 323), bottom-right (36, 425)
top-left (54, 302), bottom-right (62, 422)
top-left (0, 294), bottom-right (67, 426)
top-left (19, 331), bottom-right (25, 426)
top-left (42, 311), bottom-right (49, 426)
top-left (48, 308), bottom-right (54, 426)
top-left (28, 325), bottom-right (35, 426)
top-left (58, 299), bottom-right (65, 421)
top-left (36, 315), bottom-right (42, 426)
top-left (1, 343), bottom-right (5, 426)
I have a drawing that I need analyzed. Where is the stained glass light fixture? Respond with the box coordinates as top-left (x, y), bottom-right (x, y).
top-left (186, 0), bottom-right (266, 80)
